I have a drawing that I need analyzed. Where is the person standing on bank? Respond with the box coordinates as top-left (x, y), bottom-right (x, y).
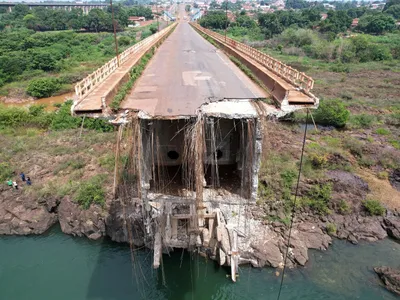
top-left (12, 181), bottom-right (18, 190)
top-left (20, 172), bottom-right (25, 182)
top-left (26, 177), bottom-right (31, 186)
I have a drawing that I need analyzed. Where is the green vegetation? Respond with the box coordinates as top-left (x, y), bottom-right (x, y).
top-left (363, 199), bottom-right (385, 216)
top-left (375, 127), bottom-right (391, 135)
top-left (0, 29), bottom-right (140, 97)
top-left (0, 4), bottom-right (153, 32)
top-left (0, 100), bottom-right (113, 132)
top-left (314, 99), bottom-right (350, 128)
top-left (0, 162), bottom-right (13, 182)
top-left (110, 47), bottom-right (155, 110)
top-left (305, 183), bottom-right (333, 215)
top-left (326, 223), bottom-right (337, 235)
top-left (338, 200), bottom-right (351, 215)
top-left (27, 78), bottom-right (61, 98)
top-left (75, 174), bottom-right (107, 209)
top-left (0, 4), bottom-right (161, 97)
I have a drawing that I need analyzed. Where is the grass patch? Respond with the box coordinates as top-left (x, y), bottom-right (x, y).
top-left (110, 48), bottom-right (155, 111)
top-left (0, 162), bottom-right (14, 182)
top-left (338, 199), bottom-right (351, 215)
top-left (53, 156), bottom-right (86, 175)
top-left (348, 114), bottom-right (377, 129)
top-left (296, 183), bottom-right (332, 215)
top-left (74, 175), bottom-right (107, 209)
top-left (99, 153), bottom-right (115, 172)
top-left (375, 127), bottom-right (391, 135)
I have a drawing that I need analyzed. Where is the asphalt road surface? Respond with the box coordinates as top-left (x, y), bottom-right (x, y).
top-left (121, 21), bottom-right (267, 117)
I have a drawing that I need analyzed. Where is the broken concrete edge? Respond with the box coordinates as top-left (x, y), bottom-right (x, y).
top-left (70, 22), bottom-right (178, 117)
top-left (107, 98), bottom-right (312, 127)
top-left (190, 22), bottom-right (319, 110)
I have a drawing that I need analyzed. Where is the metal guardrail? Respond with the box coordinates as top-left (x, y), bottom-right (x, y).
top-left (75, 24), bottom-right (176, 101)
top-left (191, 23), bottom-right (314, 93)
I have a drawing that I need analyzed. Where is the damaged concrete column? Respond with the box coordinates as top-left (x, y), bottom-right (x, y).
top-left (251, 119), bottom-right (263, 201)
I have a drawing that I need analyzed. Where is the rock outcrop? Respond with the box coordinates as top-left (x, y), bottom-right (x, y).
top-left (58, 198), bottom-right (106, 240)
top-left (383, 217), bottom-right (400, 240)
top-left (105, 200), bottom-right (145, 246)
top-left (0, 188), bottom-right (57, 235)
top-left (374, 266), bottom-right (400, 295)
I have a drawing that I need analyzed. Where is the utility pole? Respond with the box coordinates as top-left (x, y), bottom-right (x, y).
top-left (110, 0), bottom-right (120, 66)
top-left (156, 2), bottom-right (160, 32)
top-left (224, 0), bottom-right (228, 42)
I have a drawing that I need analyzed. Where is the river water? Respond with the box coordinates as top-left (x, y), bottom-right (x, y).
top-left (0, 225), bottom-right (399, 300)
top-left (1, 92), bottom-right (74, 111)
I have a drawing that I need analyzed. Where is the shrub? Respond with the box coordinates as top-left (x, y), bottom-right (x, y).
top-left (344, 138), bottom-right (364, 157)
top-left (313, 99), bottom-right (350, 128)
top-left (309, 152), bottom-right (328, 168)
top-left (307, 183), bottom-right (332, 214)
top-left (118, 36), bottom-right (131, 46)
top-left (329, 63), bottom-right (350, 73)
top-left (375, 127), bottom-right (391, 135)
top-left (350, 114), bottom-right (376, 129)
top-left (326, 223), bottom-right (337, 235)
top-left (338, 199), bottom-right (351, 214)
top-left (377, 171), bottom-right (389, 180)
top-left (0, 162), bottom-right (14, 182)
top-left (74, 175), bottom-right (106, 209)
top-left (385, 113), bottom-right (400, 126)
top-left (363, 199), bottom-right (385, 216)
top-left (27, 78), bottom-right (61, 98)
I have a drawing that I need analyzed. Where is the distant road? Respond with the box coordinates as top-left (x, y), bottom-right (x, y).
top-left (121, 20), bottom-right (267, 117)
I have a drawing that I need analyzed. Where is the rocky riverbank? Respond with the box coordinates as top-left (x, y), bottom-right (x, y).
top-left (1, 178), bottom-right (399, 270)
top-left (0, 124), bottom-right (399, 269)
top-left (374, 266), bottom-right (400, 296)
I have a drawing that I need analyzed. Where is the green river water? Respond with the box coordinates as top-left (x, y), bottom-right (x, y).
top-left (0, 225), bottom-right (399, 300)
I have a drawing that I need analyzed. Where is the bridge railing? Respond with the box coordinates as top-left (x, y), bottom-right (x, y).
top-left (191, 23), bottom-right (314, 93)
top-left (75, 24), bottom-right (175, 101)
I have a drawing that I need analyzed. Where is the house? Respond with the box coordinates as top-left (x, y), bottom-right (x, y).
top-left (351, 18), bottom-right (359, 27)
top-left (128, 16), bottom-right (146, 22)
top-left (320, 13), bottom-right (328, 21)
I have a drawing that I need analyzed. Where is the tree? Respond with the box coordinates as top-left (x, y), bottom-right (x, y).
top-left (314, 99), bottom-right (350, 128)
top-left (185, 4), bottom-right (191, 12)
top-left (319, 10), bottom-right (352, 34)
top-left (13, 4), bottom-right (30, 19)
top-left (209, 1), bottom-right (220, 9)
top-left (357, 14), bottom-right (396, 34)
top-left (199, 11), bottom-right (229, 29)
top-left (234, 15), bottom-right (256, 28)
top-left (383, 0), bottom-right (400, 11)
top-left (285, 0), bottom-right (311, 9)
top-left (128, 6), bottom-right (153, 19)
top-left (385, 4), bottom-right (400, 19)
top-left (23, 14), bottom-right (39, 31)
top-left (27, 78), bottom-right (61, 98)
top-left (258, 13), bottom-right (283, 38)
top-left (84, 9), bottom-right (112, 32)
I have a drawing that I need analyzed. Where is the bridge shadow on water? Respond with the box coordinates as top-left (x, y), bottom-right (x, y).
top-left (86, 238), bottom-right (229, 300)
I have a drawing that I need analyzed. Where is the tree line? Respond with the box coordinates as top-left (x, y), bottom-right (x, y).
top-left (0, 4), bottom-right (153, 32)
top-left (200, 3), bottom-right (399, 38)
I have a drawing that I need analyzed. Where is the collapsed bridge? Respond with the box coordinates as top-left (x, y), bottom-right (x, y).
top-left (72, 18), bottom-right (318, 281)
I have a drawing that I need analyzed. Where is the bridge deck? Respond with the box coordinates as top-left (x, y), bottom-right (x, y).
top-left (121, 22), bottom-right (267, 117)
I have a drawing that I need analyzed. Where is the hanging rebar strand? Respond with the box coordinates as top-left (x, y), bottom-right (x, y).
top-left (150, 123), bottom-right (155, 192)
top-left (210, 118), bottom-right (220, 188)
top-left (244, 119), bottom-right (255, 232)
top-left (183, 120), bottom-right (196, 193)
top-left (113, 124), bottom-right (124, 198)
top-left (194, 116), bottom-right (205, 229)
